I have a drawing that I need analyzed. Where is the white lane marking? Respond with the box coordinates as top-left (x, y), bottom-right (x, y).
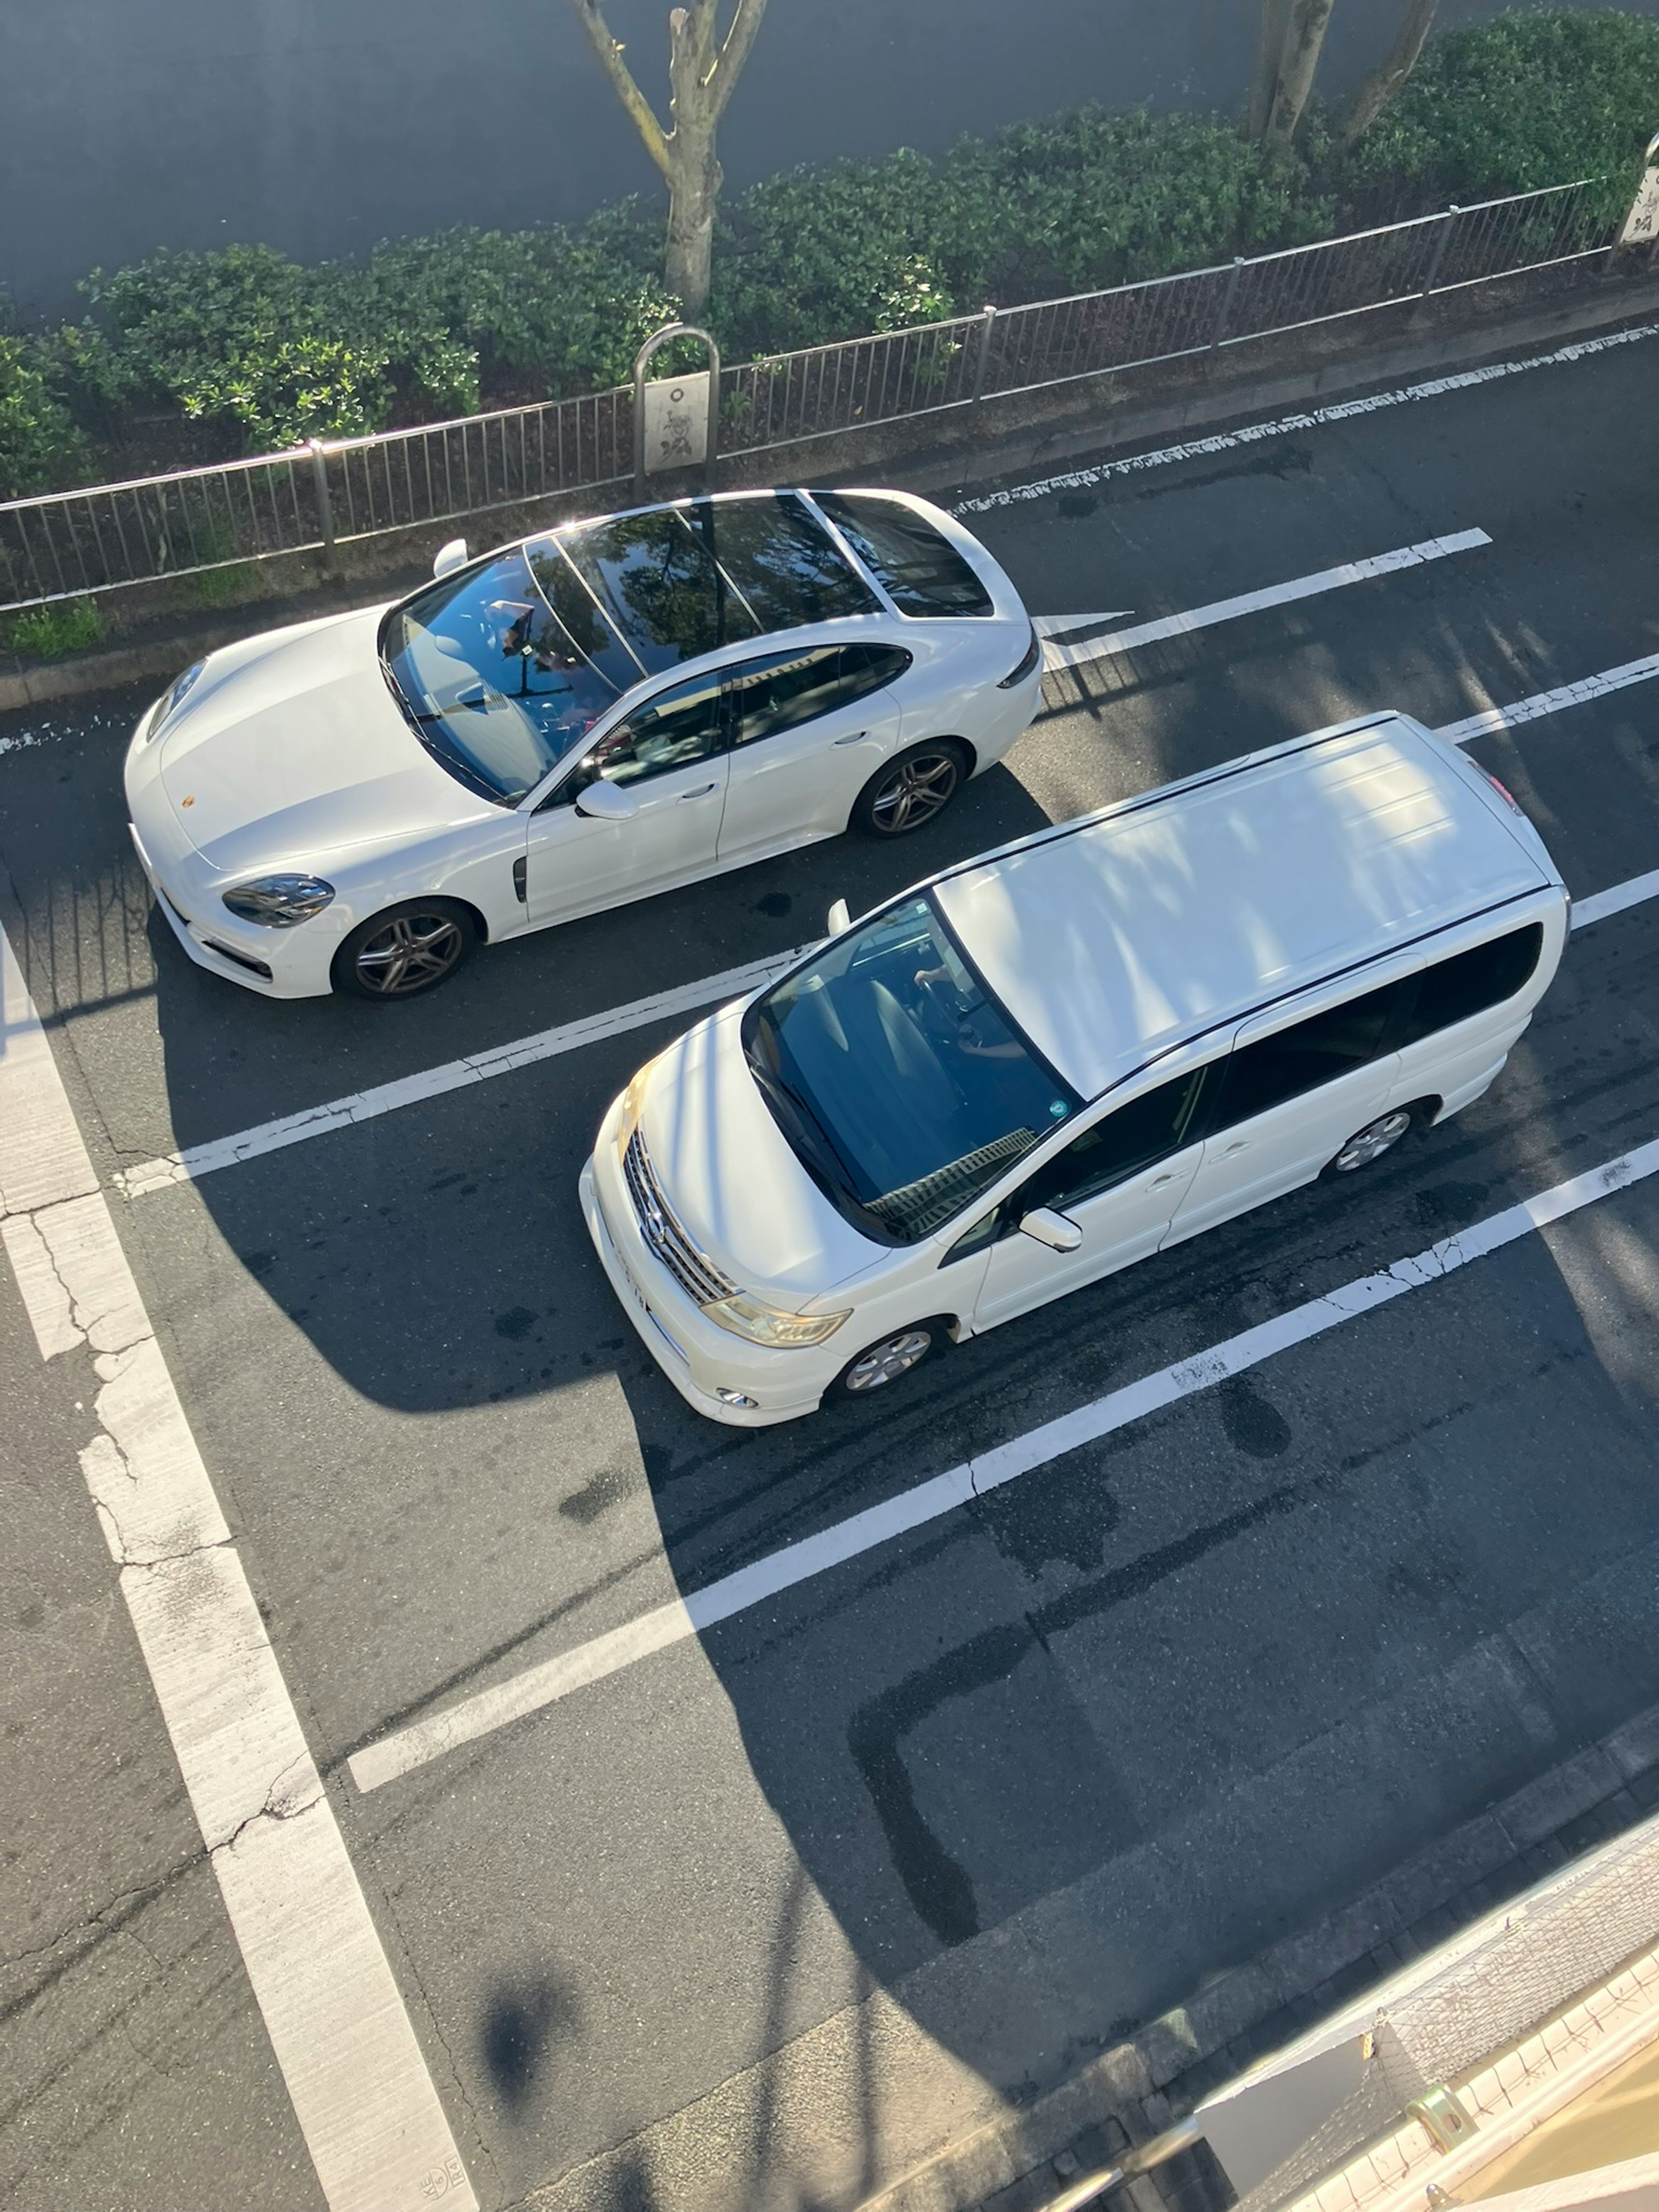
top-left (350, 1129), bottom-right (1659, 1793)
top-left (116, 944), bottom-right (810, 1199)
top-left (1033, 609), bottom-right (1133, 639)
top-left (0, 925), bottom-right (477, 2212)
top-left (1435, 652), bottom-right (1659, 746)
top-left (955, 322), bottom-right (1659, 512)
top-left (1043, 531), bottom-right (1490, 675)
top-left (1571, 868), bottom-right (1659, 931)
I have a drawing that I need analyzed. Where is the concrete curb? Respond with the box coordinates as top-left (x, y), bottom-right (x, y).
top-left (6, 263), bottom-right (1659, 722)
top-left (852, 1701), bottom-right (1659, 2212)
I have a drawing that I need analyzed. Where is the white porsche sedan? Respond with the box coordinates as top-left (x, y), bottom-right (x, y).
top-left (124, 488), bottom-right (1042, 1002)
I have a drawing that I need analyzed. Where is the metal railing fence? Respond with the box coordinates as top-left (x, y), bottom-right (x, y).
top-left (0, 178), bottom-right (1622, 614)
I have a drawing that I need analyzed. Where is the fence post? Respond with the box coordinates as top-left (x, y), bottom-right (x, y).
top-left (1418, 207), bottom-right (1459, 299)
top-left (308, 440), bottom-right (337, 572)
top-left (1211, 258), bottom-right (1246, 348)
top-left (970, 305), bottom-right (998, 404)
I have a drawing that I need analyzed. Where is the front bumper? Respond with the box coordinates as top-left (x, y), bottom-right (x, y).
top-left (580, 1133), bottom-right (830, 1429)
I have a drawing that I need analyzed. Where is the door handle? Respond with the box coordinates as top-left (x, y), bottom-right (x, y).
top-left (1223, 1140), bottom-right (1250, 1156)
top-left (678, 783), bottom-right (718, 800)
top-left (1148, 1172), bottom-right (1179, 1188)
top-left (832, 731), bottom-right (870, 745)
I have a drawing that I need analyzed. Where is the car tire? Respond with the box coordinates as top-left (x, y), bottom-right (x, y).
top-left (332, 898), bottom-right (478, 1001)
top-left (850, 741), bottom-right (969, 838)
top-left (831, 1319), bottom-right (947, 1399)
top-left (1322, 1105), bottom-right (1417, 1177)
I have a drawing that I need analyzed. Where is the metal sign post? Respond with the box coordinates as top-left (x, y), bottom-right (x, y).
top-left (1618, 133), bottom-right (1659, 248)
top-left (632, 324), bottom-right (721, 502)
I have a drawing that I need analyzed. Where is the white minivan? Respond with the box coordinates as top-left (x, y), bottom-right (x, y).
top-left (582, 712), bottom-right (1568, 1426)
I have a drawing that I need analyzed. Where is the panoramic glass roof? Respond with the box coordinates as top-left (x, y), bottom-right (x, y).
top-left (550, 492), bottom-right (880, 677)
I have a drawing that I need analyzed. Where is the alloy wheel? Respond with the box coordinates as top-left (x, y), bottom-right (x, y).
top-left (352, 911), bottom-right (467, 997)
top-left (870, 750), bottom-right (960, 833)
top-left (844, 1328), bottom-right (934, 1392)
top-left (1333, 1108), bottom-right (1413, 1173)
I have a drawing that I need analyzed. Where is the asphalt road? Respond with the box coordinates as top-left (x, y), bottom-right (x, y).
top-left (3, 323), bottom-right (1659, 2212)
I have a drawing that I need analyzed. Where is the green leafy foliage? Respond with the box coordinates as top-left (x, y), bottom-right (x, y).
top-left (0, 332), bottom-right (92, 498)
top-left (1345, 7), bottom-right (1659, 216)
top-left (711, 112), bottom-right (1333, 357)
top-left (1, 597), bottom-right (105, 658)
top-left (70, 218), bottom-right (677, 452)
top-left (933, 106), bottom-right (1333, 305)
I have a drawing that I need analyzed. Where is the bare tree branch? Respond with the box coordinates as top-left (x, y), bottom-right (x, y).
top-left (711, 0), bottom-right (771, 118)
top-left (1340, 0), bottom-right (1438, 151)
top-left (568, 0), bottom-right (672, 177)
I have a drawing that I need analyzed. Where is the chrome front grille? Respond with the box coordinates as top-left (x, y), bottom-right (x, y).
top-left (623, 1129), bottom-right (736, 1307)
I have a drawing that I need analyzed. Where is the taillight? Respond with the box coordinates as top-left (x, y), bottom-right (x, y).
top-left (997, 625), bottom-right (1042, 689)
top-left (1482, 769), bottom-right (1523, 814)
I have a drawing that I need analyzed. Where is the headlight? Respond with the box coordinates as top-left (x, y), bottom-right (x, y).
top-left (149, 658), bottom-right (207, 738)
top-left (612, 1058), bottom-right (660, 1162)
top-left (221, 876), bottom-right (335, 928)
top-left (701, 1292), bottom-right (851, 1349)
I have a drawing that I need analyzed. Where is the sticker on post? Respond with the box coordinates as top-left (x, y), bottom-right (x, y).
top-left (642, 372), bottom-right (710, 473)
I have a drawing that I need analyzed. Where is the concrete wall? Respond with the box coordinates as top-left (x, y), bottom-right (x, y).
top-left (4, 0), bottom-right (1656, 317)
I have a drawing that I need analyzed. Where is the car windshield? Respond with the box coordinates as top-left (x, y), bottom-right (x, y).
top-left (381, 547), bottom-right (634, 802)
top-left (742, 895), bottom-right (1081, 1243)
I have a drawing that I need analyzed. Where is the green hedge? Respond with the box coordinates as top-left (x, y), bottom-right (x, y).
top-left (1346, 8), bottom-right (1659, 216)
top-left (2, 6), bottom-right (1656, 499)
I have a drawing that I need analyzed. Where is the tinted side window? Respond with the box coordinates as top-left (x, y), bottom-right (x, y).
top-left (813, 493), bottom-right (995, 617)
top-left (541, 671), bottom-right (725, 807)
top-left (1211, 978), bottom-right (1405, 1131)
top-left (944, 1064), bottom-right (1208, 1262)
top-left (729, 643), bottom-right (909, 748)
top-left (1024, 1065), bottom-right (1209, 1214)
top-left (1400, 924), bottom-right (1544, 1046)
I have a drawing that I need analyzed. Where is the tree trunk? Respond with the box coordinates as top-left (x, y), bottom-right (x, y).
top-left (1340, 0), bottom-right (1438, 151)
top-left (664, 137), bottom-right (721, 317)
top-left (1263, 0), bottom-right (1336, 149)
top-left (1249, 0), bottom-right (1294, 140)
top-left (664, 3), bottom-right (721, 317)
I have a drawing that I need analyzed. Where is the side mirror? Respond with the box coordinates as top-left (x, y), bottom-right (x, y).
top-left (826, 897), bottom-right (851, 936)
top-left (574, 779), bottom-right (639, 823)
top-left (1018, 1206), bottom-right (1083, 1254)
top-left (432, 536), bottom-right (469, 579)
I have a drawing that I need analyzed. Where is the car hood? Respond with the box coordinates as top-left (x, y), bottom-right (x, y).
top-left (153, 606), bottom-right (496, 873)
top-left (642, 1003), bottom-right (883, 1309)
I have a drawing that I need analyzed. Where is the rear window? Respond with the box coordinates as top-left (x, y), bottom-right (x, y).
top-left (812, 492), bottom-right (995, 618)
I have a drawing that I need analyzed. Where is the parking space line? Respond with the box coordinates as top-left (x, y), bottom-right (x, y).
top-left (1436, 651), bottom-right (1659, 746)
top-left (349, 1127), bottom-right (1659, 1794)
top-left (116, 943), bottom-right (809, 1199)
top-left (1042, 531), bottom-right (1490, 674)
top-left (1570, 868), bottom-right (1659, 931)
top-left (955, 321), bottom-right (1659, 512)
top-left (0, 925), bottom-right (477, 2212)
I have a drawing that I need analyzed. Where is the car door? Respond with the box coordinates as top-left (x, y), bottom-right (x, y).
top-left (1163, 963), bottom-right (1421, 1248)
top-left (716, 642), bottom-right (908, 865)
top-left (522, 667), bottom-right (730, 927)
top-left (963, 1059), bottom-right (1214, 1331)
